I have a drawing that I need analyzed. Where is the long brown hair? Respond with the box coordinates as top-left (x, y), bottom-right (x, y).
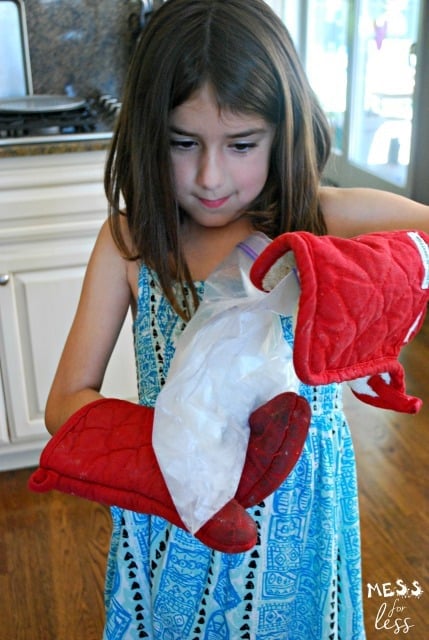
top-left (105, 0), bottom-right (331, 319)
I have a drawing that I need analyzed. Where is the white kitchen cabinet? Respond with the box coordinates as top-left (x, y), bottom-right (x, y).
top-left (0, 365), bottom-right (8, 445)
top-left (0, 150), bottom-right (137, 470)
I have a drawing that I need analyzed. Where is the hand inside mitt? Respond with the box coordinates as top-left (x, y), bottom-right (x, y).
top-left (250, 230), bottom-right (429, 413)
top-left (29, 392), bottom-right (310, 553)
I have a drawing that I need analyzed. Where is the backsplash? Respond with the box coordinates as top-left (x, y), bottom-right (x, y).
top-left (24, 0), bottom-right (145, 99)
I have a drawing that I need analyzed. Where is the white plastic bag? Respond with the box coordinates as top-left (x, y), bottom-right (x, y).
top-left (153, 233), bottom-right (300, 533)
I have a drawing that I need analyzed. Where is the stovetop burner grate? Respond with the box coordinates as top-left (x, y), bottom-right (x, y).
top-left (0, 104), bottom-right (99, 138)
top-left (0, 96), bottom-right (120, 144)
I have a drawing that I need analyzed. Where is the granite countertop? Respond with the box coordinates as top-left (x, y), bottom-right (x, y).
top-left (0, 0), bottom-right (137, 161)
top-left (0, 137), bottom-right (112, 159)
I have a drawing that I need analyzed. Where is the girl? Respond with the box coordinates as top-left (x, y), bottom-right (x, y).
top-left (45, 0), bottom-right (429, 638)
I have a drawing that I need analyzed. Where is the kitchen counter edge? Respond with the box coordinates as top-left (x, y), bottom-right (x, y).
top-left (0, 138), bottom-right (112, 158)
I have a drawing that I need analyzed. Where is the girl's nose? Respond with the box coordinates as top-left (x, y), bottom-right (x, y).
top-left (196, 149), bottom-right (224, 191)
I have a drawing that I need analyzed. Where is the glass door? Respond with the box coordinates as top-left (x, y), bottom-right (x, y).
top-left (348, 0), bottom-right (420, 188)
top-left (265, 0), bottom-right (300, 44)
top-left (305, 0), bottom-right (350, 155)
top-left (303, 0), bottom-right (424, 196)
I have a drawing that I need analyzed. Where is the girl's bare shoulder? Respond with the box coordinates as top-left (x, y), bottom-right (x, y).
top-left (320, 186), bottom-right (429, 237)
top-left (93, 217), bottom-right (139, 299)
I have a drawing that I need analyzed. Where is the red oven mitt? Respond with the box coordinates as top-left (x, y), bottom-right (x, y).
top-left (250, 230), bottom-right (429, 413)
top-left (29, 392), bottom-right (310, 553)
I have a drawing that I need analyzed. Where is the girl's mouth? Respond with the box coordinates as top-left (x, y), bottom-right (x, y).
top-left (198, 196), bottom-right (230, 209)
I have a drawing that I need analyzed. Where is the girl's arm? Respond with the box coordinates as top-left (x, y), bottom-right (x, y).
top-left (45, 220), bottom-right (133, 434)
top-left (320, 186), bottom-right (429, 237)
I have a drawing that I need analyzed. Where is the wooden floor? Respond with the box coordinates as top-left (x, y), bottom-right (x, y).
top-left (1, 320), bottom-right (428, 639)
top-left (353, 315), bottom-right (429, 638)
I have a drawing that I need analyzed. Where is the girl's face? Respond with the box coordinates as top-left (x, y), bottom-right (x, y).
top-left (169, 84), bottom-right (275, 231)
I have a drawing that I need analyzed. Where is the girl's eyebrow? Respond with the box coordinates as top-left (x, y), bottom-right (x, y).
top-left (169, 126), bottom-right (269, 138)
top-left (228, 128), bottom-right (269, 139)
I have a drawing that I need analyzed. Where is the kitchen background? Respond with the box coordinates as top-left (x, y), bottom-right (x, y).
top-left (1, 0), bottom-right (428, 201)
top-left (0, 0), bottom-right (166, 146)
top-left (0, 5), bottom-right (428, 638)
top-left (20, 0), bottom-right (144, 99)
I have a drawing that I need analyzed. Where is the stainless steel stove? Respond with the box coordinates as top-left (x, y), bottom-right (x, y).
top-left (0, 0), bottom-right (121, 147)
top-left (0, 94), bottom-right (120, 147)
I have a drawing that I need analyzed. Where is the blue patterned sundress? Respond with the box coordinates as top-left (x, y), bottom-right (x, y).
top-left (103, 264), bottom-right (366, 640)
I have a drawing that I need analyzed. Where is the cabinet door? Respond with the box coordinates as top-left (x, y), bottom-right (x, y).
top-left (0, 249), bottom-right (137, 443)
top-left (0, 365), bottom-right (9, 444)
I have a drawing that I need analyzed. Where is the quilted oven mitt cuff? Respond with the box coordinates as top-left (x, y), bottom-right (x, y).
top-left (28, 394), bottom-right (312, 552)
top-left (28, 398), bottom-right (260, 553)
top-left (28, 398), bottom-right (181, 522)
top-left (250, 230), bottom-right (429, 412)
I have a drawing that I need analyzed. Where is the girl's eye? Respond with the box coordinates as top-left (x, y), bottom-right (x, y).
top-left (170, 139), bottom-right (197, 150)
top-left (232, 142), bottom-right (257, 153)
